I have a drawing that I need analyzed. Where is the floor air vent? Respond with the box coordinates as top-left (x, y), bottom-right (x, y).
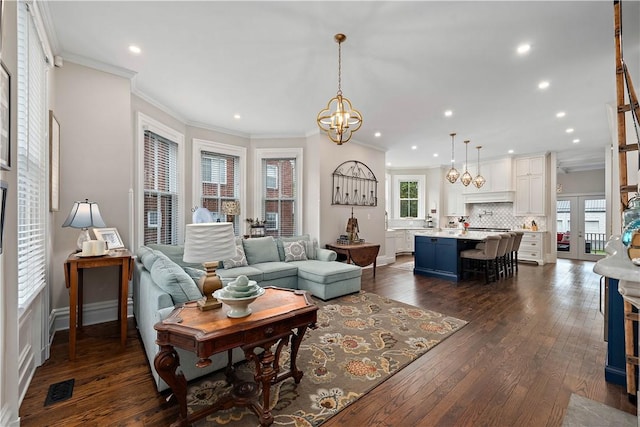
top-left (44, 379), bottom-right (74, 406)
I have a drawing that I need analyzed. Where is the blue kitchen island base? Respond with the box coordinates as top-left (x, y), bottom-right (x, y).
top-left (414, 234), bottom-right (478, 282)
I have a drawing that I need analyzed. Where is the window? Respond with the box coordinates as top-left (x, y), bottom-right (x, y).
top-left (392, 175), bottom-right (425, 219)
top-left (265, 212), bottom-right (279, 230)
top-left (193, 139), bottom-right (246, 236)
top-left (201, 155), bottom-right (227, 184)
top-left (255, 148), bottom-right (303, 238)
top-left (17, 3), bottom-right (50, 307)
top-left (399, 181), bottom-right (419, 218)
top-left (143, 130), bottom-right (179, 245)
top-left (266, 164), bottom-right (278, 189)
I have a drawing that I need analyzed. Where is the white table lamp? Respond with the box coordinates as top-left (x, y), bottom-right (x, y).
top-left (62, 199), bottom-right (107, 251)
top-left (183, 222), bottom-right (237, 311)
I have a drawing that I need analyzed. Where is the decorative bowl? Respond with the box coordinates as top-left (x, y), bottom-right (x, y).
top-left (213, 286), bottom-right (265, 318)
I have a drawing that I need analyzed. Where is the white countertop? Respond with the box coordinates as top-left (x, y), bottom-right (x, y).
top-left (593, 235), bottom-right (640, 307)
top-left (414, 230), bottom-right (505, 240)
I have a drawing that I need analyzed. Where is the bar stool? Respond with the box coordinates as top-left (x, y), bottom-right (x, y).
top-left (495, 233), bottom-right (513, 279)
top-left (460, 235), bottom-right (502, 284)
top-left (503, 232), bottom-right (516, 277)
top-left (511, 231), bottom-right (524, 273)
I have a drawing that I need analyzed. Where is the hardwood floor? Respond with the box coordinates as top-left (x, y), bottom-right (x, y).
top-left (19, 257), bottom-right (636, 426)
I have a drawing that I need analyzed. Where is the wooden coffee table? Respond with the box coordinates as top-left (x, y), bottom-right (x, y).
top-left (154, 287), bottom-right (318, 427)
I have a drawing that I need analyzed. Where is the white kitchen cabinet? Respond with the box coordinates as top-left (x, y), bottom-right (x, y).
top-left (518, 231), bottom-right (546, 265)
top-left (393, 229), bottom-right (426, 254)
top-left (514, 155), bottom-right (546, 216)
top-left (394, 231), bottom-right (407, 253)
top-left (443, 182), bottom-right (466, 216)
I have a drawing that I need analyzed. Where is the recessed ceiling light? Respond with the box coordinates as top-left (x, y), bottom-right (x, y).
top-left (433, 153), bottom-right (439, 157)
top-left (128, 45), bottom-right (141, 54)
top-left (538, 81), bottom-right (550, 89)
top-left (444, 110), bottom-right (453, 117)
top-left (565, 128), bottom-right (574, 133)
top-left (573, 139), bottom-right (580, 143)
top-left (556, 111), bottom-right (566, 118)
top-left (517, 44), bottom-right (531, 55)
top-left (233, 114), bottom-right (241, 119)
top-left (386, 162), bottom-right (392, 166)
top-left (508, 149), bottom-right (514, 154)
top-left (374, 132), bottom-right (381, 137)
top-left (411, 145), bottom-right (417, 150)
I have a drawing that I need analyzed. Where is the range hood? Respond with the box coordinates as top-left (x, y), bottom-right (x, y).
top-left (464, 191), bottom-right (515, 204)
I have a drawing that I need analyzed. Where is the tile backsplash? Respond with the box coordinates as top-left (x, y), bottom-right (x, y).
top-left (446, 202), bottom-right (546, 230)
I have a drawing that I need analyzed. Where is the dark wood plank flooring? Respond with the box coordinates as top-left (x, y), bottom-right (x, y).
top-left (19, 257), bottom-right (636, 426)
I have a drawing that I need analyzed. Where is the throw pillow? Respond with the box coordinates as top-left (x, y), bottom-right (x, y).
top-left (242, 236), bottom-right (280, 265)
top-left (150, 256), bottom-right (203, 304)
top-left (276, 234), bottom-right (311, 261)
top-left (223, 244), bottom-right (249, 269)
top-left (284, 240), bottom-right (308, 262)
top-left (183, 266), bottom-right (206, 285)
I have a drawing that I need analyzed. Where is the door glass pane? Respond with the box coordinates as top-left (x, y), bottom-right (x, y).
top-left (583, 198), bottom-right (606, 255)
top-left (556, 200), bottom-right (571, 253)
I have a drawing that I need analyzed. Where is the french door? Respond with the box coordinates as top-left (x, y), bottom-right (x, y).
top-left (556, 195), bottom-right (606, 261)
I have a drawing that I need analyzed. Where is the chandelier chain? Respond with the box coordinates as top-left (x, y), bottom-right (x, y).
top-left (337, 40), bottom-right (342, 95)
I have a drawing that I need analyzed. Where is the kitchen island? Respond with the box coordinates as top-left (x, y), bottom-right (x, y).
top-left (413, 230), bottom-right (503, 281)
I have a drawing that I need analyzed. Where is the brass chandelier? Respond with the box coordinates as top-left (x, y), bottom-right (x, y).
top-left (460, 140), bottom-right (473, 186)
top-left (317, 33), bottom-right (362, 145)
top-left (473, 146), bottom-right (486, 188)
top-left (445, 132), bottom-right (460, 183)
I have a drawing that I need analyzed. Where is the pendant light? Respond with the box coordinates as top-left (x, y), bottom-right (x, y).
top-left (473, 146), bottom-right (486, 189)
top-left (460, 140), bottom-right (472, 186)
top-left (445, 132), bottom-right (460, 183)
top-left (317, 33), bottom-right (363, 145)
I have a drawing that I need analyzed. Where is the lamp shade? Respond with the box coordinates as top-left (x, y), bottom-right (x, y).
top-left (221, 200), bottom-right (240, 216)
top-left (62, 199), bottom-right (106, 229)
top-left (183, 222), bottom-right (237, 263)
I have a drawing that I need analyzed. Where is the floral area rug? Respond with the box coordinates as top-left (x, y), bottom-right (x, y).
top-left (190, 291), bottom-right (467, 426)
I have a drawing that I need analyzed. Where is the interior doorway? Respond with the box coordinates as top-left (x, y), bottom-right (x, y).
top-left (556, 195), bottom-right (606, 261)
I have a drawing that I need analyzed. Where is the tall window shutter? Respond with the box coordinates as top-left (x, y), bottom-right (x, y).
top-left (17, 3), bottom-right (48, 307)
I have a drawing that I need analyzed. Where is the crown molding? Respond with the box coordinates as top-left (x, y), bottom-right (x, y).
top-left (62, 52), bottom-right (137, 79)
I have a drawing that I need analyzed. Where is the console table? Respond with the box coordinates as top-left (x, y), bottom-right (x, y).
top-left (325, 242), bottom-right (380, 277)
top-left (154, 287), bottom-right (318, 427)
top-left (63, 249), bottom-right (133, 360)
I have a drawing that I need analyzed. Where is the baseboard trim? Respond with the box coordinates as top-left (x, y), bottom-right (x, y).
top-left (0, 405), bottom-right (19, 427)
top-left (51, 298), bottom-right (133, 334)
top-left (377, 254), bottom-right (396, 266)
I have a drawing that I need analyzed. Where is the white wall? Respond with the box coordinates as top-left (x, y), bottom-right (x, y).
top-left (557, 169), bottom-right (605, 195)
top-left (318, 136), bottom-right (386, 251)
top-left (51, 62), bottom-right (132, 311)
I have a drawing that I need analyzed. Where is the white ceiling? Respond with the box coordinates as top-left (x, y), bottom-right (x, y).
top-left (42, 1), bottom-right (640, 172)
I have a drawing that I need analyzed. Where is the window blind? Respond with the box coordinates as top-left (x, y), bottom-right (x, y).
top-left (143, 130), bottom-right (178, 245)
top-left (17, 3), bottom-right (48, 307)
top-left (262, 158), bottom-right (297, 237)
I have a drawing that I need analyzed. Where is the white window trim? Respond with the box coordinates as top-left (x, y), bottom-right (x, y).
top-left (393, 175), bottom-right (426, 219)
top-left (135, 112), bottom-right (185, 247)
top-left (254, 148), bottom-right (303, 233)
top-left (192, 139), bottom-right (247, 227)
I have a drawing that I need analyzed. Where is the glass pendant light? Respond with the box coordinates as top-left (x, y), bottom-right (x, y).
top-left (460, 140), bottom-right (472, 186)
top-left (445, 132), bottom-right (460, 183)
top-left (473, 146), bottom-right (486, 189)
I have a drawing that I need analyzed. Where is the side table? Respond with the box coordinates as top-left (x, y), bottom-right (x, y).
top-left (63, 249), bottom-right (133, 360)
top-left (154, 287), bottom-right (318, 427)
top-left (325, 242), bottom-right (380, 277)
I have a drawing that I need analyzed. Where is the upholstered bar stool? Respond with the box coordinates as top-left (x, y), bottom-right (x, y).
top-left (511, 231), bottom-right (524, 273)
top-left (495, 233), bottom-right (513, 279)
top-left (503, 232), bottom-right (516, 277)
top-left (460, 235), bottom-right (502, 284)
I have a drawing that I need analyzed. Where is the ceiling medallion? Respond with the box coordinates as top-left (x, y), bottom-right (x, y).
top-left (317, 33), bottom-right (363, 145)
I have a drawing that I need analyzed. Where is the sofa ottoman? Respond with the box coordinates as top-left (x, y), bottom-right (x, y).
top-left (294, 260), bottom-right (362, 300)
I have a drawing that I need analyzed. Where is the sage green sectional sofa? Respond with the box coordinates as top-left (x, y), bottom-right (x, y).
top-left (132, 234), bottom-right (362, 391)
